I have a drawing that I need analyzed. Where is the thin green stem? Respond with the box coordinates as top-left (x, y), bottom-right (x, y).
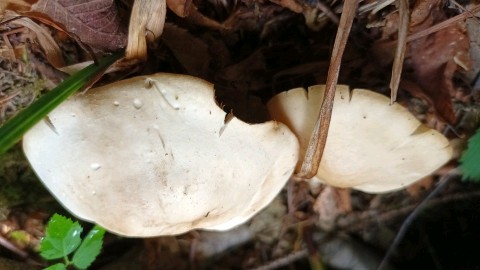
top-left (64, 255), bottom-right (71, 266)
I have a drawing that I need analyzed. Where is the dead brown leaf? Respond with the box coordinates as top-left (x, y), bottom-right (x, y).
top-left (405, 0), bottom-right (471, 124)
top-left (406, 176), bottom-right (434, 198)
top-left (161, 23), bottom-right (210, 77)
top-left (184, 4), bottom-right (226, 30)
top-left (269, 0), bottom-right (303, 13)
top-left (3, 10), bottom-right (65, 67)
top-left (222, 3), bottom-right (286, 32)
top-left (371, 0), bottom-right (472, 124)
top-left (167, 0), bottom-right (226, 30)
top-left (314, 187), bottom-right (352, 230)
top-left (0, 0), bottom-right (30, 14)
top-left (166, 0), bottom-right (191, 17)
top-left (31, 0), bottom-right (127, 52)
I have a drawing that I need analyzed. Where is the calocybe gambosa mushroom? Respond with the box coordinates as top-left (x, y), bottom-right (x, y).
top-left (23, 73), bottom-right (299, 237)
top-left (267, 85), bottom-right (452, 193)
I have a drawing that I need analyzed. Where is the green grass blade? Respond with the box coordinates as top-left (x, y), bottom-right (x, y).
top-left (0, 52), bottom-right (122, 155)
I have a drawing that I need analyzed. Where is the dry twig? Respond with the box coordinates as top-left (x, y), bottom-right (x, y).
top-left (249, 249), bottom-right (309, 270)
top-left (296, 0), bottom-right (359, 179)
top-left (389, 0), bottom-right (409, 103)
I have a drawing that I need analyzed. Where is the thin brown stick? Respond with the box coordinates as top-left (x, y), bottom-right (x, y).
top-left (296, 0), bottom-right (360, 179)
top-left (0, 90), bottom-right (21, 105)
top-left (336, 187), bottom-right (480, 233)
top-left (389, 0), bottom-right (409, 103)
top-left (451, 0), bottom-right (480, 24)
top-left (0, 235), bottom-right (28, 259)
top-left (407, 4), bottom-right (480, 42)
top-left (249, 249), bottom-right (309, 270)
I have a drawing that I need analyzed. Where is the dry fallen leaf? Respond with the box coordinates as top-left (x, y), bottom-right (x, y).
top-left (161, 23), bottom-right (210, 77)
top-left (371, 0), bottom-right (472, 124)
top-left (314, 187), bottom-right (351, 230)
top-left (0, 0), bottom-right (30, 14)
top-left (183, 3), bottom-right (226, 30)
top-left (269, 0), bottom-right (303, 13)
top-left (406, 0), bottom-right (471, 124)
top-left (406, 176), bottom-right (434, 198)
top-left (3, 10), bottom-right (65, 67)
top-left (166, 0), bottom-right (191, 17)
top-left (31, 0), bottom-right (127, 52)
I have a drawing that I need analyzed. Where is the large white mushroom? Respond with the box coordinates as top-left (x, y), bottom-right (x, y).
top-left (23, 73), bottom-right (299, 237)
top-left (267, 85), bottom-right (452, 193)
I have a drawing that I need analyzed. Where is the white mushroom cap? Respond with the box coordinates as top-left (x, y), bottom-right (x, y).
top-left (23, 73), bottom-right (299, 237)
top-left (267, 85), bottom-right (452, 193)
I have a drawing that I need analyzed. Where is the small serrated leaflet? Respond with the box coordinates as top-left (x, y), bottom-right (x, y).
top-left (40, 214), bottom-right (83, 260)
top-left (72, 225), bottom-right (106, 269)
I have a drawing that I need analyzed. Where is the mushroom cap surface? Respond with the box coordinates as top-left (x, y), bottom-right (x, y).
top-left (23, 73), bottom-right (299, 237)
top-left (267, 85), bottom-right (452, 193)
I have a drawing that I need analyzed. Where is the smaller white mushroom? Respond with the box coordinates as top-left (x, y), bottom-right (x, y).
top-left (23, 73), bottom-right (299, 237)
top-left (267, 85), bottom-right (452, 193)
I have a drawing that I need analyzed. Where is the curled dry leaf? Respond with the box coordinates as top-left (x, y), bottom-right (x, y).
top-left (31, 0), bottom-right (127, 52)
top-left (3, 10), bottom-right (64, 67)
top-left (125, 0), bottom-right (224, 60)
top-left (23, 73), bottom-right (299, 237)
top-left (126, 0), bottom-right (166, 60)
top-left (268, 85), bottom-right (453, 193)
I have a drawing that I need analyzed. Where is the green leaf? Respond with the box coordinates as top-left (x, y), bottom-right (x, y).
top-left (40, 214), bottom-right (83, 260)
top-left (72, 225), bottom-right (106, 269)
top-left (0, 52), bottom-right (122, 155)
top-left (44, 263), bottom-right (67, 270)
top-left (460, 128), bottom-right (480, 181)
